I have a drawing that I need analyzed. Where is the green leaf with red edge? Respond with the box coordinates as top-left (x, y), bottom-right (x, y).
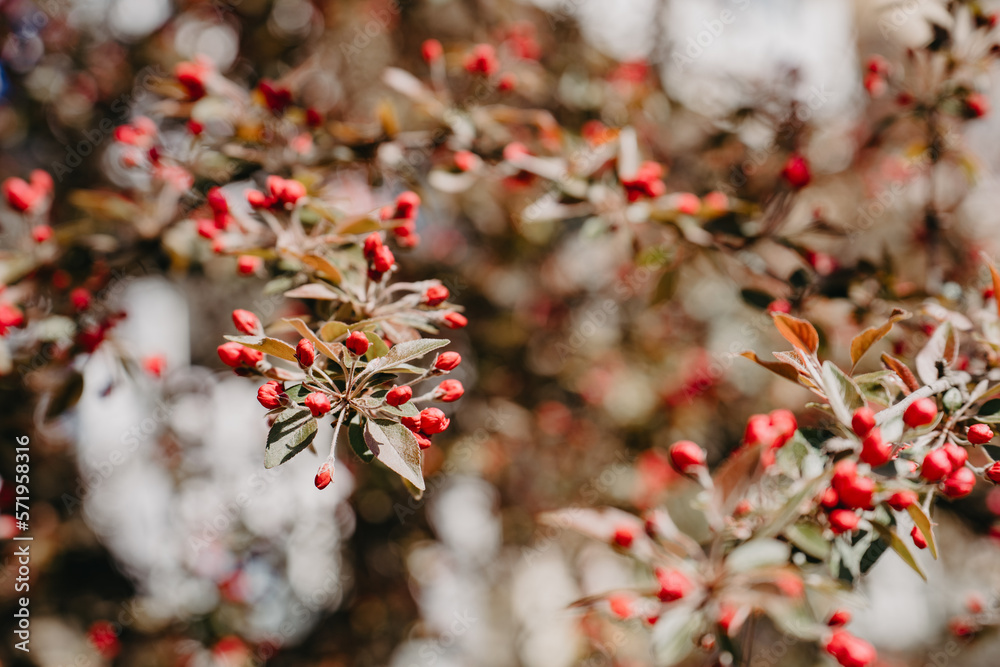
top-left (872, 522), bottom-right (926, 581)
top-left (907, 503), bottom-right (938, 559)
top-left (771, 312), bottom-right (819, 354)
top-left (364, 418), bottom-right (425, 490)
top-left (265, 407), bottom-right (318, 469)
top-left (358, 338), bottom-right (450, 380)
top-left (850, 308), bottom-right (910, 370)
top-left (739, 351), bottom-right (802, 384)
top-left (224, 335), bottom-right (298, 363)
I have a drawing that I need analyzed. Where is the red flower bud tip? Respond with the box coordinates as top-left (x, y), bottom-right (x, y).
top-left (911, 525), bottom-right (928, 549)
top-left (503, 141), bottom-right (531, 162)
top-left (966, 593), bottom-right (985, 614)
top-left (187, 120), bottom-right (204, 135)
top-left (852, 407), bottom-right (876, 437)
top-left (820, 487), bottom-right (839, 509)
top-left (217, 342), bottom-right (244, 367)
top-left (240, 347), bottom-right (264, 366)
top-left (371, 245), bottom-right (395, 274)
top-left (420, 407), bottom-right (450, 435)
top-left (608, 594), bottom-right (632, 619)
top-left (464, 43), bottom-right (499, 76)
top-left (988, 461), bottom-right (1000, 484)
top-left (655, 568), bottom-right (691, 602)
top-left (87, 620), bottom-right (121, 659)
top-left (835, 475), bottom-right (875, 511)
top-left (197, 218), bottom-right (218, 239)
top-left (668, 440), bottom-right (706, 474)
top-left (30, 169), bottom-right (52, 195)
top-left (833, 458), bottom-right (858, 485)
top-left (421, 38), bottom-right (443, 63)
top-left (443, 312), bottom-right (468, 329)
top-left (733, 499), bottom-right (752, 516)
top-left (769, 409), bottom-right (797, 448)
top-left (781, 154), bottom-right (811, 189)
top-left (401, 414), bottom-right (421, 432)
top-left (775, 573), bottom-right (804, 598)
top-left (70, 288), bottom-right (92, 311)
top-left (942, 466), bottom-right (976, 499)
top-left (454, 150), bottom-right (479, 172)
top-left (949, 617), bottom-right (977, 638)
top-left (207, 186), bottom-right (229, 215)
top-left (766, 299), bottom-right (792, 314)
top-left (675, 192), bottom-right (701, 215)
top-left (886, 489), bottom-right (918, 511)
top-left (424, 284), bottom-right (450, 307)
top-left (828, 609), bottom-right (852, 627)
top-left (921, 448), bottom-right (953, 483)
top-left (434, 379), bottom-right (464, 402)
top-left (860, 430), bottom-right (892, 467)
top-left (943, 443), bottom-right (968, 471)
top-left (435, 351), bottom-right (462, 371)
top-left (904, 397), bottom-right (938, 428)
top-left (386, 385), bottom-right (413, 407)
top-left (825, 630), bottom-right (877, 667)
top-left (236, 255), bottom-right (262, 275)
top-left (415, 432), bottom-right (433, 450)
top-left (232, 309), bottom-right (261, 335)
top-left (345, 331), bottom-right (370, 356)
top-left (967, 92), bottom-right (990, 119)
top-left (143, 354), bottom-right (166, 378)
top-left (31, 225), bottom-right (53, 243)
top-left (612, 525), bottom-right (633, 548)
top-left (259, 80), bottom-right (292, 113)
top-left (743, 414), bottom-right (777, 448)
top-left (2, 177), bottom-right (42, 212)
top-left (304, 391), bottom-right (331, 417)
top-left (829, 509), bottom-right (860, 534)
top-left (968, 423), bottom-right (994, 445)
top-left (363, 233), bottom-right (383, 259)
top-left (315, 462), bottom-right (333, 490)
top-left (701, 190), bottom-right (728, 214)
top-left (305, 107), bottom-right (323, 127)
top-left (257, 381), bottom-right (285, 409)
top-left (295, 338), bottom-right (316, 367)
top-left (497, 72), bottom-right (517, 92)
top-left (175, 60), bottom-right (208, 100)
top-left (395, 191), bottom-right (421, 219)
top-left (621, 161), bottom-right (666, 201)
top-left (246, 189), bottom-right (271, 208)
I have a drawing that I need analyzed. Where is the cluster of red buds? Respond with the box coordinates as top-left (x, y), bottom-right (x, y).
top-left (218, 306), bottom-right (465, 492)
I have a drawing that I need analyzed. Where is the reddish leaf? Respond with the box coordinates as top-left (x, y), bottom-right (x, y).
top-left (771, 313), bottom-right (819, 355)
top-left (850, 308), bottom-right (909, 370)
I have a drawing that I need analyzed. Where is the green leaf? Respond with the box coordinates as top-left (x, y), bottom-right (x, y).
top-left (725, 539), bottom-right (791, 574)
top-left (265, 408), bottom-right (319, 468)
top-left (364, 418), bottom-right (425, 490)
top-left (224, 335), bottom-right (298, 363)
top-left (319, 321), bottom-right (350, 342)
top-left (284, 383), bottom-right (312, 403)
top-left (822, 360), bottom-right (864, 425)
top-left (872, 523), bottom-right (926, 581)
top-left (785, 521), bottom-right (831, 560)
top-left (651, 605), bottom-right (702, 666)
top-left (348, 415), bottom-right (374, 462)
top-left (906, 503), bottom-right (938, 559)
top-left (380, 400), bottom-right (420, 418)
top-left (364, 331), bottom-right (390, 361)
top-left (358, 338), bottom-right (450, 380)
